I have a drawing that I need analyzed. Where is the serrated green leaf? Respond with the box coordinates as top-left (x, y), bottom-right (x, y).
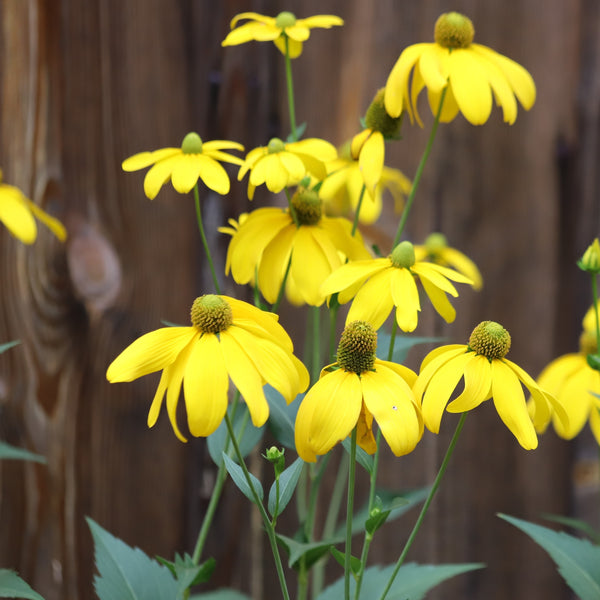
top-left (268, 457), bottom-right (304, 519)
top-left (0, 569), bottom-right (45, 600)
top-left (222, 453), bottom-right (263, 504)
top-left (189, 590), bottom-right (251, 600)
top-left (341, 438), bottom-right (373, 474)
top-left (156, 554), bottom-right (215, 591)
top-left (316, 562), bottom-right (484, 599)
top-left (0, 340), bottom-right (20, 354)
top-left (541, 513), bottom-right (600, 544)
top-left (87, 517), bottom-right (180, 600)
top-left (0, 441), bottom-right (46, 463)
top-left (276, 534), bottom-right (343, 569)
top-left (264, 385), bottom-right (301, 449)
top-left (207, 404), bottom-right (265, 466)
top-left (499, 513), bottom-right (600, 600)
top-left (376, 330), bottom-right (442, 364)
top-left (329, 547), bottom-right (361, 575)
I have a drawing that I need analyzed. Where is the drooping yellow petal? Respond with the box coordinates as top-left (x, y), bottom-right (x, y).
top-left (106, 327), bottom-right (196, 382)
top-left (439, 247), bottom-right (483, 290)
top-left (143, 156), bottom-right (179, 199)
top-left (362, 365), bottom-right (422, 456)
top-left (273, 35), bottom-right (303, 58)
top-left (473, 52), bottom-right (518, 124)
top-left (356, 402), bottom-right (377, 454)
top-left (0, 185), bottom-right (37, 244)
top-left (347, 268), bottom-right (395, 330)
top-left (282, 25), bottom-right (311, 42)
top-left (296, 15), bottom-right (344, 29)
top-left (419, 275), bottom-right (456, 324)
top-left (447, 354), bottom-right (491, 412)
top-left (288, 138), bottom-right (337, 162)
top-left (222, 21), bottom-right (280, 46)
top-left (165, 338), bottom-right (196, 443)
top-left (172, 154), bottom-right (230, 195)
top-left (121, 148), bottom-right (179, 171)
top-left (294, 369), bottom-right (362, 462)
top-left (230, 12), bottom-right (275, 28)
top-left (183, 334), bottom-right (229, 437)
top-left (220, 330), bottom-right (269, 428)
top-left (321, 259), bottom-right (387, 298)
top-left (257, 224), bottom-right (295, 304)
top-left (491, 359), bottom-right (537, 450)
top-left (390, 268), bottom-right (420, 332)
top-left (418, 44), bottom-right (448, 93)
top-left (359, 131), bottom-right (384, 195)
top-left (24, 200), bottom-right (67, 242)
top-left (350, 129), bottom-right (371, 160)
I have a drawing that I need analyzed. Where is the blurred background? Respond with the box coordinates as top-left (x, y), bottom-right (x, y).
top-left (0, 1), bottom-right (598, 598)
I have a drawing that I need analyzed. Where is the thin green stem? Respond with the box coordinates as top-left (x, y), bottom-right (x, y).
top-left (345, 428), bottom-right (358, 600)
top-left (329, 301), bottom-right (339, 362)
top-left (285, 186), bottom-right (299, 226)
top-left (591, 274), bottom-right (600, 348)
top-left (351, 185), bottom-right (366, 237)
top-left (224, 413), bottom-right (291, 600)
top-left (284, 36), bottom-right (298, 141)
top-left (386, 320), bottom-right (398, 362)
top-left (392, 87), bottom-right (447, 249)
top-left (378, 412), bottom-right (468, 600)
top-left (272, 254), bottom-right (293, 313)
top-left (311, 306), bottom-right (322, 383)
top-left (193, 184), bottom-right (221, 294)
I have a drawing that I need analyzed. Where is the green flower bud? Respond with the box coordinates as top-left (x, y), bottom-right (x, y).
top-left (275, 11), bottom-right (296, 29)
top-left (267, 138), bottom-right (286, 154)
top-left (578, 238), bottom-right (600, 274)
top-left (365, 88), bottom-right (403, 139)
top-left (181, 132), bottom-right (203, 154)
top-left (390, 241), bottom-right (416, 269)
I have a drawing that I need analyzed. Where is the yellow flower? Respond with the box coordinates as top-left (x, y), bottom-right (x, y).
top-left (225, 188), bottom-right (371, 306)
top-left (122, 132), bottom-right (244, 199)
top-left (414, 233), bottom-right (483, 290)
top-left (319, 152), bottom-right (411, 225)
top-left (238, 137), bottom-right (337, 200)
top-left (0, 170), bottom-right (66, 244)
top-left (413, 321), bottom-right (568, 450)
top-left (583, 302), bottom-right (600, 334)
top-left (295, 321), bottom-right (423, 461)
top-left (321, 241), bottom-right (473, 332)
top-left (384, 11), bottom-right (536, 126)
top-left (106, 294), bottom-right (309, 442)
top-left (530, 330), bottom-right (600, 445)
top-left (222, 11), bottom-right (343, 58)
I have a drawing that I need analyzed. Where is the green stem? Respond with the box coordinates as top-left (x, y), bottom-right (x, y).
top-left (272, 254), bottom-right (293, 313)
top-left (378, 412), bottom-right (467, 600)
top-left (386, 320), bottom-right (398, 362)
top-left (351, 185), bottom-right (366, 237)
top-left (224, 413), bottom-right (291, 600)
top-left (285, 186), bottom-right (299, 226)
top-left (591, 274), bottom-right (600, 348)
top-left (392, 87), bottom-right (447, 248)
top-left (345, 428), bottom-right (358, 600)
top-left (311, 306), bottom-right (322, 383)
top-left (193, 184), bottom-right (221, 294)
top-left (329, 301), bottom-right (339, 362)
top-left (284, 36), bottom-right (298, 141)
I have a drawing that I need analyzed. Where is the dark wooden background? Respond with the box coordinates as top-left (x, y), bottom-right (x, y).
top-left (1, 1), bottom-right (599, 599)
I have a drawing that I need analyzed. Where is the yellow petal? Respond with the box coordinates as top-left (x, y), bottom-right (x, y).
top-left (183, 334), bottom-right (229, 437)
top-left (172, 154), bottom-right (230, 195)
top-left (359, 131), bottom-right (384, 195)
top-left (356, 403), bottom-right (377, 454)
top-left (446, 355), bottom-right (491, 412)
top-left (257, 224), bottom-right (295, 304)
top-left (25, 200), bottom-right (67, 242)
top-left (418, 44), bottom-right (448, 93)
top-left (347, 268), bottom-right (395, 330)
top-left (390, 268), bottom-right (420, 332)
top-left (296, 15), bottom-right (344, 29)
top-left (165, 339), bottom-right (196, 443)
top-left (273, 35), bottom-right (303, 58)
top-left (283, 25), bottom-right (310, 42)
top-left (552, 365), bottom-right (596, 439)
top-left (320, 258), bottom-right (387, 298)
top-left (288, 138), bottom-right (337, 161)
top-left (0, 185), bottom-right (37, 244)
top-left (278, 151), bottom-right (307, 182)
top-left (230, 13), bottom-right (275, 28)
top-left (143, 156), bottom-right (178, 200)
top-left (419, 275), bottom-right (456, 324)
top-left (362, 366), bottom-right (423, 456)
top-left (122, 148), bottom-right (179, 171)
top-left (220, 330), bottom-right (269, 427)
top-left (294, 369), bottom-right (362, 462)
top-left (222, 21), bottom-right (280, 46)
top-left (491, 359), bottom-right (537, 450)
top-left (107, 327), bottom-right (196, 382)
top-left (439, 247), bottom-right (483, 290)
top-left (350, 129), bottom-right (371, 160)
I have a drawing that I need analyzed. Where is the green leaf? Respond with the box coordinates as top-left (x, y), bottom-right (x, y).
top-left (87, 517), bottom-right (180, 600)
top-left (333, 487), bottom-right (429, 539)
top-left (222, 453), bottom-right (263, 504)
top-left (268, 457), bottom-right (304, 519)
top-left (329, 547), bottom-right (361, 575)
top-left (264, 385), bottom-right (301, 449)
top-left (189, 591), bottom-right (251, 600)
top-left (286, 122), bottom-right (307, 142)
top-left (341, 438), bottom-right (373, 474)
top-left (316, 562), bottom-right (484, 599)
top-left (207, 404), bottom-right (265, 466)
top-left (0, 569), bottom-right (45, 600)
top-left (0, 441), bottom-right (46, 463)
top-left (276, 533), bottom-right (344, 569)
top-left (541, 513), bottom-right (600, 544)
top-left (499, 514), bottom-right (600, 600)
top-left (0, 340), bottom-right (20, 354)
top-left (156, 554), bottom-right (215, 591)
top-left (376, 330), bottom-right (442, 364)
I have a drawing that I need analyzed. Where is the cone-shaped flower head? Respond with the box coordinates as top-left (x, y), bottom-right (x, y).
top-left (295, 321), bottom-right (423, 461)
top-left (106, 294), bottom-right (309, 442)
top-left (0, 169), bottom-right (66, 244)
top-left (122, 132), bottom-right (245, 199)
top-left (529, 329), bottom-right (600, 445)
top-left (238, 137), bottom-right (337, 200)
top-left (321, 240), bottom-right (473, 332)
top-left (413, 321), bottom-right (569, 450)
top-left (222, 11), bottom-right (343, 58)
top-left (350, 88), bottom-right (403, 196)
top-left (319, 142), bottom-right (411, 225)
top-left (384, 11), bottom-right (536, 126)
top-left (224, 188), bottom-right (371, 306)
top-left (414, 233), bottom-right (483, 290)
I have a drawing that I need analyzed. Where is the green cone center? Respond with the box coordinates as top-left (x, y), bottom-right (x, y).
top-left (337, 321), bottom-right (377, 374)
top-left (365, 88), bottom-right (403, 138)
top-left (276, 11), bottom-right (297, 29)
top-left (390, 241), bottom-right (416, 268)
top-left (424, 232), bottom-right (448, 253)
top-left (434, 12), bottom-right (474, 48)
top-left (291, 188), bottom-right (322, 225)
top-left (190, 295), bottom-right (232, 333)
top-left (267, 137), bottom-right (286, 154)
top-left (181, 132), bottom-right (203, 154)
top-left (468, 321), bottom-right (511, 359)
